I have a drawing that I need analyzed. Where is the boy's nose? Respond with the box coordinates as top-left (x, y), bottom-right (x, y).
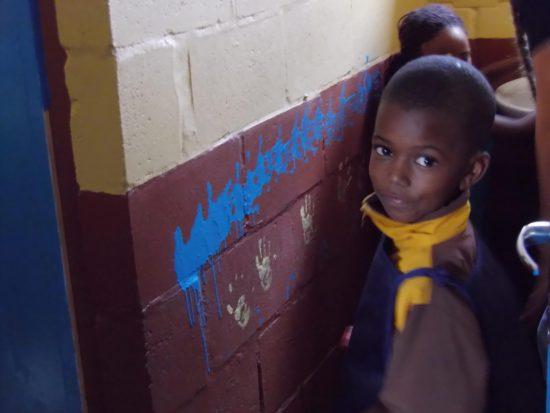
top-left (389, 159), bottom-right (410, 187)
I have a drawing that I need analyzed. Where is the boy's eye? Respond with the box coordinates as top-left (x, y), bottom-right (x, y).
top-left (415, 155), bottom-right (437, 168)
top-left (374, 145), bottom-right (392, 157)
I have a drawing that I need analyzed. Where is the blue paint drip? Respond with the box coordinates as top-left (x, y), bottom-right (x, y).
top-left (208, 258), bottom-right (223, 319)
top-left (255, 306), bottom-right (264, 327)
top-left (178, 271), bottom-right (211, 372)
top-left (285, 273), bottom-right (298, 301)
top-left (173, 69), bottom-right (379, 373)
top-left (192, 286), bottom-right (211, 374)
top-left (184, 289), bottom-right (194, 326)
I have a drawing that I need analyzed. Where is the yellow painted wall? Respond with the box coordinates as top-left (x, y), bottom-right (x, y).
top-left (55, 1), bottom-right (127, 194)
top-left (429, 0), bottom-right (515, 39)
top-left (55, 0), bottom-right (512, 195)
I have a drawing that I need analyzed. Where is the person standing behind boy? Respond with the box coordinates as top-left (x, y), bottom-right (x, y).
top-left (510, 0), bottom-right (550, 328)
top-left (385, 4), bottom-right (535, 140)
top-left (340, 56), bottom-right (545, 413)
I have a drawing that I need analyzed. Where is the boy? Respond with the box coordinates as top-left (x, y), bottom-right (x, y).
top-left (341, 56), bottom-right (545, 413)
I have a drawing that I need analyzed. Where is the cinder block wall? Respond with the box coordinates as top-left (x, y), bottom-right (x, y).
top-left (55, 0), bottom-right (514, 195)
top-left (51, 1), bottom-right (516, 412)
top-left (440, 0), bottom-right (515, 39)
top-left (55, 0), bottom-right (428, 195)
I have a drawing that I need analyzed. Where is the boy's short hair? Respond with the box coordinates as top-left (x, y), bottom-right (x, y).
top-left (381, 55), bottom-right (496, 152)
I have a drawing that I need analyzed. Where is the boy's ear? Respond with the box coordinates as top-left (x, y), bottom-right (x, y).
top-left (459, 151), bottom-right (491, 191)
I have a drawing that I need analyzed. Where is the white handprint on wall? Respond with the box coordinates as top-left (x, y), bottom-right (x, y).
top-left (255, 238), bottom-right (273, 291)
top-left (226, 292), bottom-right (251, 329)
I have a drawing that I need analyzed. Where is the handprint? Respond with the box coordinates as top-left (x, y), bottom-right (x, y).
top-left (300, 194), bottom-right (315, 244)
top-left (255, 238), bottom-right (273, 291)
top-left (226, 293), bottom-right (251, 329)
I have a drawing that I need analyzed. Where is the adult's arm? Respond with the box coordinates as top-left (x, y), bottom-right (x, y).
top-left (492, 112), bottom-right (535, 140)
top-left (510, 0), bottom-right (550, 214)
top-left (510, 0), bottom-right (550, 319)
top-left (523, 44), bottom-right (550, 321)
top-left (534, 44), bottom-right (550, 219)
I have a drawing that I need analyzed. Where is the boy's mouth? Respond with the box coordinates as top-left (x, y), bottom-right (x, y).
top-left (378, 192), bottom-right (407, 209)
top-left (377, 192), bottom-right (415, 220)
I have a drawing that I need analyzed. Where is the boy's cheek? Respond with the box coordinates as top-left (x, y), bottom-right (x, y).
top-left (368, 161), bottom-right (384, 188)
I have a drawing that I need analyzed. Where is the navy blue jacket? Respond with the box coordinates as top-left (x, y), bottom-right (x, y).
top-left (340, 233), bottom-right (545, 413)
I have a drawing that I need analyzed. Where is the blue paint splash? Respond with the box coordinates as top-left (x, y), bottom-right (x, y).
top-left (255, 306), bottom-right (264, 327)
top-left (173, 69), bottom-right (380, 373)
top-left (285, 273), bottom-right (298, 301)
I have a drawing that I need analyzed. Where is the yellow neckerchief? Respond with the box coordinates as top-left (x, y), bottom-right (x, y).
top-left (360, 193), bottom-right (471, 331)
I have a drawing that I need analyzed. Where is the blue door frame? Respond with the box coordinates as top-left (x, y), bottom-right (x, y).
top-left (0, 0), bottom-right (82, 411)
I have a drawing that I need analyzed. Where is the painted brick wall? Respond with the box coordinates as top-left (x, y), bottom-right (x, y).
top-left (127, 64), bottom-right (383, 412)
top-left (54, 0), bottom-right (514, 195)
top-left (49, 1), bottom-right (518, 411)
top-left (65, 62), bottom-right (385, 412)
top-left (52, 2), bottom-right (417, 410)
top-left (55, 0), bottom-right (426, 194)
top-left (53, 0), bottom-right (515, 195)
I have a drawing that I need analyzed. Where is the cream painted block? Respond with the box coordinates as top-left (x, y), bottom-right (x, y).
top-left (108, 0), bottom-right (233, 47)
top-left (235, 0), bottom-right (295, 17)
top-left (64, 53), bottom-right (126, 194)
top-left (476, 3), bottom-right (515, 38)
top-left (351, 0), bottom-right (401, 68)
top-left (172, 35), bottom-right (202, 163)
top-left (452, 0), bottom-right (499, 7)
top-left (117, 45), bottom-right (183, 188)
top-left (55, 0), bottom-right (111, 49)
top-left (190, 16), bottom-right (287, 149)
top-left (284, 0), bottom-right (355, 101)
top-left (454, 8), bottom-right (478, 38)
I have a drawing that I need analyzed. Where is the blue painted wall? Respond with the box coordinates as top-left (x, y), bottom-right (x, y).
top-left (0, 0), bottom-right (82, 411)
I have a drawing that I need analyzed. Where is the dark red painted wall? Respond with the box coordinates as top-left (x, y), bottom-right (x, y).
top-left (40, 14), bottom-right (532, 410)
top-left (38, 2), bottom-right (152, 411)
top-left (127, 65), bottom-right (383, 412)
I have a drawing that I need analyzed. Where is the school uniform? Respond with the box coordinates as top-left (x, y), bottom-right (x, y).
top-left (340, 193), bottom-right (545, 413)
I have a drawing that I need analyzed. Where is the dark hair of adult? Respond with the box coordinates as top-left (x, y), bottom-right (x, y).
top-left (382, 55), bottom-right (496, 152)
top-left (385, 4), bottom-right (466, 85)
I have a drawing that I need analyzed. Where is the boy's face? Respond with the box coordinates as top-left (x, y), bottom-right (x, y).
top-left (369, 102), bottom-right (488, 223)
